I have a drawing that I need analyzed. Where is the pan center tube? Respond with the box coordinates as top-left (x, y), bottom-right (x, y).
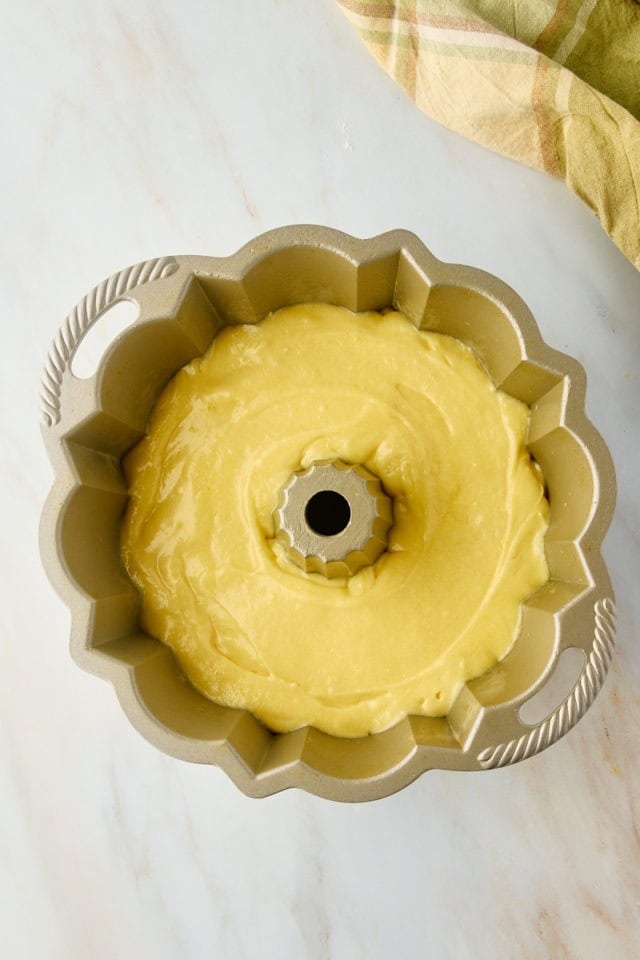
top-left (274, 459), bottom-right (393, 578)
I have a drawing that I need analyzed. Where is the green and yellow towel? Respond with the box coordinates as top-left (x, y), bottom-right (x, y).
top-left (337, 0), bottom-right (640, 269)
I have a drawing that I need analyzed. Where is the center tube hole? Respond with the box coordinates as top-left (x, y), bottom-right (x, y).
top-left (305, 490), bottom-right (351, 537)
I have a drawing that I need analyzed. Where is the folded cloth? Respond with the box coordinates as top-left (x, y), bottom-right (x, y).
top-left (337, 0), bottom-right (640, 269)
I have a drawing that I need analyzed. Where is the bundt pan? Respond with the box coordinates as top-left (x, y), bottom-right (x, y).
top-left (40, 226), bottom-right (616, 801)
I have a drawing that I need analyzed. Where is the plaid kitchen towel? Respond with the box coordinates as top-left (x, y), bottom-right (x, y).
top-left (337, 0), bottom-right (640, 269)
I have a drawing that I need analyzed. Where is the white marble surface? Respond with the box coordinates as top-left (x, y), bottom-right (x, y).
top-left (2, 1), bottom-right (639, 957)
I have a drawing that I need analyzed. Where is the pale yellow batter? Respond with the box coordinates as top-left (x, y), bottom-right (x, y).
top-left (121, 303), bottom-right (549, 737)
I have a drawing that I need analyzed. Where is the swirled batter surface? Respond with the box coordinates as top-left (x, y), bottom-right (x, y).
top-left (121, 303), bottom-right (549, 737)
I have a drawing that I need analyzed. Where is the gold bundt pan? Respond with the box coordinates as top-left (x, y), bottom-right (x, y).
top-left (40, 226), bottom-right (616, 801)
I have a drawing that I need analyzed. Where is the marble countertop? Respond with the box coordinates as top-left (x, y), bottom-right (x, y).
top-left (2, 1), bottom-right (639, 957)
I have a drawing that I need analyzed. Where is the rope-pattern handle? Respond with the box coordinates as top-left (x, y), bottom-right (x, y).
top-left (40, 256), bottom-right (179, 427)
top-left (478, 597), bottom-right (616, 769)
